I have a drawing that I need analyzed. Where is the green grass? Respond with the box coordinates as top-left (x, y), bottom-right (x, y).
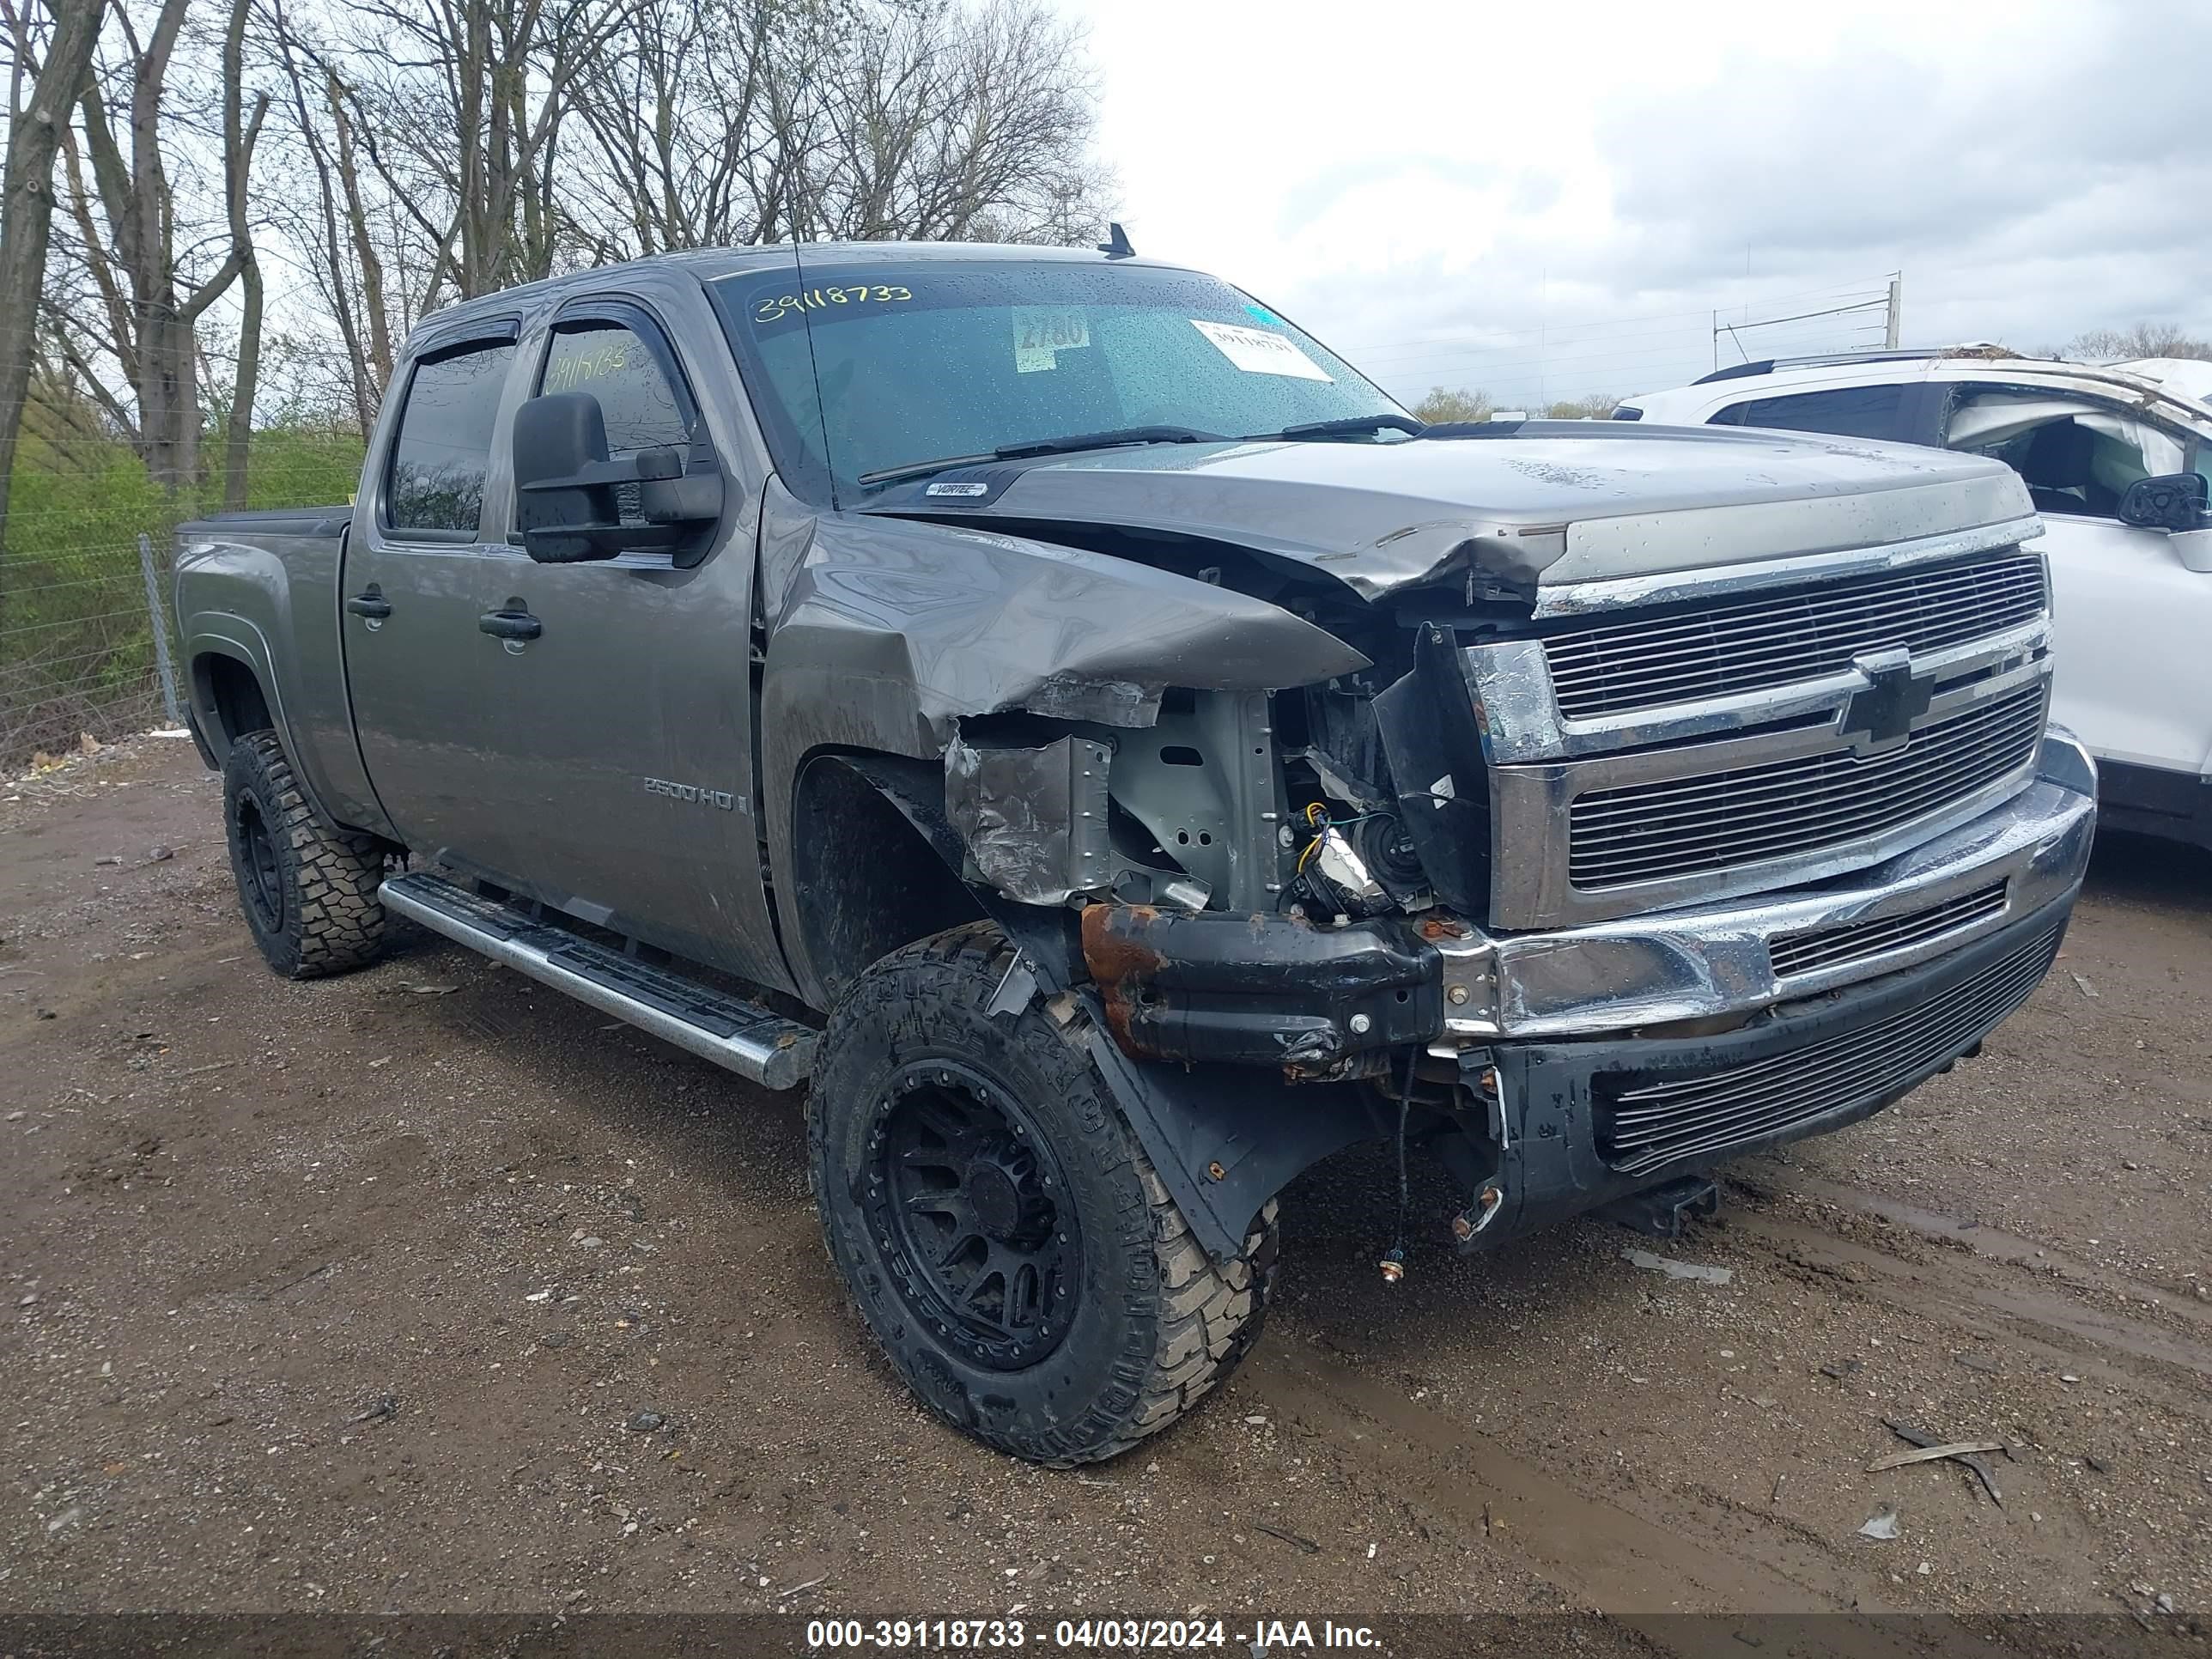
top-left (0, 424), bottom-right (368, 763)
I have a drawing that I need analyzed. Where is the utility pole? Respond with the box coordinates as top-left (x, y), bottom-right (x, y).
top-left (1884, 272), bottom-right (1903, 349)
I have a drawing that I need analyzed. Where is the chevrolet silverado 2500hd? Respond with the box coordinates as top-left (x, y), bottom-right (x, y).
top-left (174, 243), bottom-right (2096, 1465)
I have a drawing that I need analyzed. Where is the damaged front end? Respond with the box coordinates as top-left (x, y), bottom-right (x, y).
top-left (915, 526), bottom-right (2087, 1265)
top-left (778, 461), bottom-right (2092, 1267)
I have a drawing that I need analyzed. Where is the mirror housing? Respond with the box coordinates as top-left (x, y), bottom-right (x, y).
top-left (2116, 471), bottom-right (2209, 533)
top-left (513, 392), bottom-right (725, 564)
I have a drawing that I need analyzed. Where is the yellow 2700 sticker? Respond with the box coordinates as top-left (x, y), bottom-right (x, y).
top-left (752, 285), bottom-right (913, 323)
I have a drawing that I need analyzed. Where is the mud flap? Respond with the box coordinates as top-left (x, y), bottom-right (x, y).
top-left (1078, 1015), bottom-right (1386, 1261)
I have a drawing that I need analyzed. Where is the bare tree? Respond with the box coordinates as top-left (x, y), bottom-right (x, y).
top-left (801, 0), bottom-right (1103, 243)
top-left (1543, 392), bottom-right (1619, 420)
top-left (325, 0), bottom-right (625, 303)
top-left (566, 0), bottom-right (819, 255)
top-left (0, 0), bottom-right (107, 553)
top-left (1413, 387), bottom-right (1495, 423)
top-left (217, 0), bottom-right (267, 507)
top-left (2065, 322), bottom-right (2212, 363)
top-left (52, 0), bottom-right (256, 491)
top-left (257, 0), bottom-right (392, 436)
top-left (565, 0), bottom-right (1104, 256)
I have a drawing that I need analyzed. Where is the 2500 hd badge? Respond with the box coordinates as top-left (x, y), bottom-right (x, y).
top-left (642, 775), bottom-right (740, 811)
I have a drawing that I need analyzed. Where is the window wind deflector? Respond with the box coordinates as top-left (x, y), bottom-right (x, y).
top-left (857, 426), bottom-right (1225, 489)
top-left (1249, 413), bottom-right (1425, 441)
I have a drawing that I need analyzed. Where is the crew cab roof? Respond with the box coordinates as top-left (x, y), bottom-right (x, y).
top-left (406, 241), bottom-right (1195, 340)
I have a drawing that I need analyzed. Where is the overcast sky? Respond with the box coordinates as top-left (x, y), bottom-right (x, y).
top-left (1063, 0), bottom-right (2212, 408)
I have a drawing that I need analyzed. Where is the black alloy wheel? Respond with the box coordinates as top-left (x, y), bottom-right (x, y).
top-left (233, 791), bottom-right (288, 935)
top-left (866, 1058), bottom-right (1081, 1371)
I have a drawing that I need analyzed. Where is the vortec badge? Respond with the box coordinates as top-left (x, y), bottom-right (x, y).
top-left (924, 480), bottom-right (990, 498)
top-left (1839, 652), bottom-right (1935, 754)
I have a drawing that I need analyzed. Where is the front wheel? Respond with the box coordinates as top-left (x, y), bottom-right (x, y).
top-left (809, 922), bottom-right (1276, 1464)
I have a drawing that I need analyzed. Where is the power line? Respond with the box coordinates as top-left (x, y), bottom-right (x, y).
top-left (1328, 275), bottom-right (1896, 357)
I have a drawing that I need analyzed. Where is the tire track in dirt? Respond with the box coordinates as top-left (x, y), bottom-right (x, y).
top-left (1759, 1171), bottom-right (2212, 1340)
top-left (1717, 1196), bottom-right (2212, 1407)
top-left (1240, 1338), bottom-right (1889, 1616)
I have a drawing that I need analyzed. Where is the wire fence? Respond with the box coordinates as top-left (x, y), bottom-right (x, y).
top-left (0, 416), bottom-right (366, 769)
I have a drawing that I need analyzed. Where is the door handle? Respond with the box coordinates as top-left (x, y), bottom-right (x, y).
top-left (346, 592), bottom-right (392, 620)
top-left (478, 608), bottom-right (543, 642)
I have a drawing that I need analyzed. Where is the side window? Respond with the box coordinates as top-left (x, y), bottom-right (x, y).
top-left (1711, 384), bottom-right (1905, 441)
top-left (1944, 386), bottom-right (2187, 520)
top-left (539, 322), bottom-right (694, 456)
top-left (386, 339), bottom-right (515, 536)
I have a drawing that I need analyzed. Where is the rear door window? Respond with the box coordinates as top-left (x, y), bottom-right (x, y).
top-left (385, 339), bottom-right (516, 536)
top-left (1711, 383), bottom-right (1905, 441)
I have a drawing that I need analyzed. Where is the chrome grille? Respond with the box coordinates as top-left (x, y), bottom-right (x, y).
top-left (1596, 926), bottom-right (2061, 1175)
top-left (1769, 882), bottom-right (2008, 979)
top-left (1567, 681), bottom-right (2046, 890)
top-left (1543, 553), bottom-right (2045, 720)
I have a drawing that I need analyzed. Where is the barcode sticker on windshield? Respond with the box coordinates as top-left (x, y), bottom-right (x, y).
top-left (1189, 319), bottom-right (1333, 381)
top-left (1014, 307), bottom-right (1090, 372)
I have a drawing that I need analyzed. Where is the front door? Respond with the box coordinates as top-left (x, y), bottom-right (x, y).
top-left (468, 302), bottom-right (788, 992)
top-left (1938, 383), bottom-right (2212, 778)
top-left (342, 330), bottom-right (523, 873)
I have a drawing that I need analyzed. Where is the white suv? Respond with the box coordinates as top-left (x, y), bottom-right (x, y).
top-left (1624, 349), bottom-right (2212, 853)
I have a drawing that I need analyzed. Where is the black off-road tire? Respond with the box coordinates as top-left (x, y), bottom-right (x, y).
top-left (222, 729), bottom-right (387, 979)
top-left (810, 921), bottom-right (1277, 1465)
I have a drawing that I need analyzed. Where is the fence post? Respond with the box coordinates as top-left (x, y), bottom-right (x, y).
top-left (137, 532), bottom-right (182, 728)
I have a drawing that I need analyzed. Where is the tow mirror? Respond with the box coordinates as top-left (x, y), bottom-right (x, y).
top-left (513, 392), bottom-right (726, 564)
top-left (2115, 471), bottom-right (2209, 533)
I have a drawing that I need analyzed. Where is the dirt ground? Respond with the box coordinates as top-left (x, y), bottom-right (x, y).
top-left (2, 736), bottom-right (2208, 1648)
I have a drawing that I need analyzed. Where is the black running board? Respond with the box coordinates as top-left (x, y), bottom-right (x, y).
top-left (379, 872), bottom-right (815, 1090)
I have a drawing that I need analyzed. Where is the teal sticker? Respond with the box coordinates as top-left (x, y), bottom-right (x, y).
top-left (1243, 302), bottom-right (1285, 327)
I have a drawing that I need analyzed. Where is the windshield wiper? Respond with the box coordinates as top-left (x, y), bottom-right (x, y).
top-left (858, 425), bottom-right (1225, 488)
top-left (1251, 413), bottom-right (1426, 441)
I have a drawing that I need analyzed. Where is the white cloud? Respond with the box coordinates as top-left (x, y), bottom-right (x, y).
top-left (1063, 0), bottom-right (2212, 406)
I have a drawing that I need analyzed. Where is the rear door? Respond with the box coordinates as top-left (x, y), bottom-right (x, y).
top-left (467, 297), bottom-right (787, 989)
top-left (1704, 377), bottom-right (1917, 441)
top-left (1933, 378), bottom-right (2212, 778)
top-left (342, 326), bottom-right (521, 871)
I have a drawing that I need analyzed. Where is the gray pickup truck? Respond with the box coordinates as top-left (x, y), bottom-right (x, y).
top-left (175, 241), bottom-right (2096, 1465)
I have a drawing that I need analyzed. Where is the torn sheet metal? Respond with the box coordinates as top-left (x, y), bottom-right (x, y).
top-left (945, 734), bottom-right (1113, 906)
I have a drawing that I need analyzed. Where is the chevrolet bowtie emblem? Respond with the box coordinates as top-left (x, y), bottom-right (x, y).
top-left (1840, 652), bottom-right (1934, 754)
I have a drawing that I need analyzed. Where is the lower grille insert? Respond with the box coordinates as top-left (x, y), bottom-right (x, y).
top-left (1595, 926), bottom-right (2060, 1175)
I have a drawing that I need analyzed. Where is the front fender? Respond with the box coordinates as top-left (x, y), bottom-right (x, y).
top-left (760, 513), bottom-right (1369, 995)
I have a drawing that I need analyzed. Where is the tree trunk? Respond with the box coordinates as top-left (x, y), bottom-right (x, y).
top-left (0, 0), bottom-right (109, 567)
top-left (218, 0), bottom-right (265, 510)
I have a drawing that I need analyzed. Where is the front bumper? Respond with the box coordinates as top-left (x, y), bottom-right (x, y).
top-left (1468, 887), bottom-right (2073, 1242)
top-left (1083, 730), bottom-right (2095, 1073)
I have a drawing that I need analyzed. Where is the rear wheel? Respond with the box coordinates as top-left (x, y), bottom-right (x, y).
top-left (222, 729), bottom-right (387, 979)
top-left (809, 922), bottom-right (1276, 1464)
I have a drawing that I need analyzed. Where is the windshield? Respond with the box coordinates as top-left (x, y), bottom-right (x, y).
top-left (709, 258), bottom-right (1405, 503)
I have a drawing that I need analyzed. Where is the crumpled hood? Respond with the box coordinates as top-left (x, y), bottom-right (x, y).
top-left (868, 421), bottom-right (2035, 602)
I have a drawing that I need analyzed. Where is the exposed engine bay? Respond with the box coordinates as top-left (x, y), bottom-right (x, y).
top-left (933, 516), bottom-right (1523, 936)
